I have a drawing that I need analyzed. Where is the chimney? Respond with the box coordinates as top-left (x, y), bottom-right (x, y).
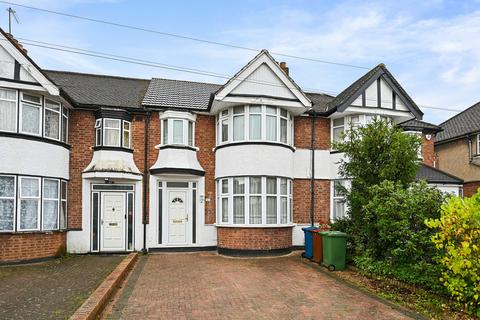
top-left (279, 61), bottom-right (289, 75)
top-left (5, 33), bottom-right (27, 54)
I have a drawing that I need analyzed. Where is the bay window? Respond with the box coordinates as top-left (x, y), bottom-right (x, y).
top-left (0, 175), bottom-right (68, 233)
top-left (20, 93), bottom-right (42, 135)
top-left (217, 105), bottom-right (293, 146)
top-left (0, 88), bottom-right (17, 132)
top-left (217, 176), bottom-right (293, 226)
top-left (332, 180), bottom-right (348, 221)
top-left (95, 118), bottom-right (132, 149)
top-left (161, 116), bottom-right (195, 147)
top-left (332, 114), bottom-right (392, 144)
top-left (0, 175), bottom-right (15, 231)
top-left (0, 88), bottom-right (68, 143)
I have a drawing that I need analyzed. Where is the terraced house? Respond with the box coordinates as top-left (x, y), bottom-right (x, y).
top-left (0, 29), bottom-right (462, 263)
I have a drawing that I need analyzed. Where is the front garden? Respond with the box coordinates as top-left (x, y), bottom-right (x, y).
top-left (330, 119), bottom-right (480, 319)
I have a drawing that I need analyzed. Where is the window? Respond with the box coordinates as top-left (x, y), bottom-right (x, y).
top-left (217, 176), bottom-right (292, 226)
top-left (161, 117), bottom-right (195, 147)
top-left (123, 121), bottom-right (131, 149)
top-left (19, 177), bottom-right (40, 231)
top-left (60, 181), bottom-right (67, 229)
top-left (20, 92), bottom-right (42, 135)
top-left (44, 99), bottom-right (61, 140)
top-left (0, 88), bottom-right (17, 132)
top-left (217, 105), bottom-right (293, 145)
top-left (233, 106), bottom-right (245, 141)
top-left (0, 175), bottom-right (15, 231)
top-left (332, 180), bottom-right (347, 220)
top-left (103, 118), bottom-right (121, 147)
top-left (61, 107), bottom-right (69, 143)
top-left (332, 118), bottom-right (344, 143)
top-left (42, 179), bottom-right (59, 230)
top-left (233, 177), bottom-right (245, 224)
top-left (95, 119), bottom-right (102, 146)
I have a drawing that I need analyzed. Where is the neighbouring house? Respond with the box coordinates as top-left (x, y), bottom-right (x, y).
top-left (0, 28), bottom-right (461, 263)
top-left (435, 101), bottom-right (480, 196)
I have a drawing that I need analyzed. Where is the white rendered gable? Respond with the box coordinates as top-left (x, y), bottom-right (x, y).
top-left (0, 32), bottom-right (59, 95)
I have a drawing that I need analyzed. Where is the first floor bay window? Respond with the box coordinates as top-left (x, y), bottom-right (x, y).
top-left (95, 117), bottom-right (131, 149)
top-left (160, 112), bottom-right (196, 147)
top-left (0, 175), bottom-right (68, 233)
top-left (217, 176), bottom-right (292, 226)
top-left (0, 88), bottom-right (17, 132)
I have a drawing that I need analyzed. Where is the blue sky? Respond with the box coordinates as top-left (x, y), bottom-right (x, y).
top-left (3, 0), bottom-right (480, 123)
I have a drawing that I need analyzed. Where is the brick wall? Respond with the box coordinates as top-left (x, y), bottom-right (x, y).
top-left (217, 227), bottom-right (292, 250)
top-left (68, 110), bottom-right (95, 229)
top-left (463, 181), bottom-right (480, 197)
top-left (195, 114), bottom-right (216, 224)
top-left (294, 116), bottom-right (330, 150)
top-left (0, 232), bottom-right (66, 263)
top-left (293, 179), bottom-right (330, 224)
top-left (422, 133), bottom-right (435, 167)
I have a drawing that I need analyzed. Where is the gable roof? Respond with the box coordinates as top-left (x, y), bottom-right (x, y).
top-left (416, 164), bottom-right (463, 184)
top-left (436, 101), bottom-right (480, 143)
top-left (398, 119), bottom-right (442, 133)
top-left (0, 28), bottom-right (59, 96)
top-left (321, 64), bottom-right (423, 118)
top-left (45, 70), bottom-right (150, 109)
top-left (212, 49), bottom-right (311, 109)
top-left (143, 78), bottom-right (221, 110)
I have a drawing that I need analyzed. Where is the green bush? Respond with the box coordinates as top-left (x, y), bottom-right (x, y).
top-left (426, 192), bottom-right (480, 316)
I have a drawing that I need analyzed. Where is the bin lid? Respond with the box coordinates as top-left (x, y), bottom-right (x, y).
top-left (328, 231), bottom-right (347, 238)
top-left (302, 226), bottom-right (319, 231)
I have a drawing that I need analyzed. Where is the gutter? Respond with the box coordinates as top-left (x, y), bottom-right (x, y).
top-left (142, 112), bottom-right (151, 254)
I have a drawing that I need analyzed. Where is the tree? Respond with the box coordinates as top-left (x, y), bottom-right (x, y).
top-left (332, 118), bottom-right (421, 258)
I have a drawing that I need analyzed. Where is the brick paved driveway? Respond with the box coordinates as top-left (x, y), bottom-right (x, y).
top-left (109, 252), bottom-right (417, 320)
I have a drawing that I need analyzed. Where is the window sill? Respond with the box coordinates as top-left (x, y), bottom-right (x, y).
top-left (156, 144), bottom-right (198, 151)
top-left (0, 229), bottom-right (67, 235)
top-left (0, 131), bottom-right (71, 150)
top-left (215, 141), bottom-right (296, 152)
top-left (93, 146), bottom-right (134, 153)
top-left (214, 223), bottom-right (295, 228)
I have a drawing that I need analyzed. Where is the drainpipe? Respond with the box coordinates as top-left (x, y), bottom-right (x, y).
top-left (310, 115), bottom-right (316, 226)
top-left (142, 112), bottom-right (151, 254)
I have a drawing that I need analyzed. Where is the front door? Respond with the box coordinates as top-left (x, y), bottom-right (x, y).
top-left (101, 193), bottom-right (126, 251)
top-left (167, 190), bottom-right (188, 244)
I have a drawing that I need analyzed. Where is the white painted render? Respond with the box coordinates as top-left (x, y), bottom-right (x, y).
top-left (0, 136), bottom-right (69, 179)
top-left (150, 148), bottom-right (204, 173)
top-left (84, 150), bottom-right (141, 175)
top-left (215, 144), bottom-right (294, 178)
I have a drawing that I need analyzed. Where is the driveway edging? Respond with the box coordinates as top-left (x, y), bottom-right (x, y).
top-left (70, 252), bottom-right (139, 320)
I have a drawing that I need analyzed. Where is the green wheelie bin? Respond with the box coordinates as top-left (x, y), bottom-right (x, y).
top-left (319, 231), bottom-right (347, 271)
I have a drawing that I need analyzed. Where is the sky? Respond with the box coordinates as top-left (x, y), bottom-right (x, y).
top-left (2, 0), bottom-right (480, 124)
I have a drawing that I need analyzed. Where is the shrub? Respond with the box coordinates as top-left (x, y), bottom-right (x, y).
top-left (426, 193), bottom-right (480, 316)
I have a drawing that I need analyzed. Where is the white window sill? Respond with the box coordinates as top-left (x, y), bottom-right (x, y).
top-left (155, 144), bottom-right (199, 151)
top-left (214, 223), bottom-right (295, 228)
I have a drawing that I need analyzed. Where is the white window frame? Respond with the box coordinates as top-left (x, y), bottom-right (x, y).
top-left (42, 178), bottom-right (60, 231)
top-left (102, 118), bottom-right (121, 147)
top-left (20, 92), bottom-right (42, 136)
top-left (331, 117), bottom-right (345, 144)
top-left (160, 111), bottom-right (196, 147)
top-left (122, 120), bottom-right (132, 149)
top-left (60, 180), bottom-right (67, 230)
top-left (0, 174), bottom-right (16, 232)
top-left (18, 176), bottom-right (41, 231)
top-left (44, 98), bottom-right (61, 141)
top-left (61, 106), bottom-right (69, 143)
top-left (95, 119), bottom-right (102, 147)
top-left (217, 176), bottom-right (293, 226)
top-left (216, 105), bottom-right (293, 146)
top-left (0, 88), bottom-right (18, 133)
top-left (404, 131), bottom-right (423, 159)
top-left (331, 179), bottom-right (350, 221)
top-left (477, 134), bottom-right (480, 155)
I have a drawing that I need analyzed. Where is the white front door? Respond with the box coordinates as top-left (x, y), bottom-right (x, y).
top-left (101, 193), bottom-right (125, 251)
top-left (167, 190), bottom-right (188, 244)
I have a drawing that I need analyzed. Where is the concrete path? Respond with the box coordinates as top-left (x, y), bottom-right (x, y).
top-left (108, 252), bottom-right (417, 320)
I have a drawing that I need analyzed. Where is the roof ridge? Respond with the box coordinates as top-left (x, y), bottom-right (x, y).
top-left (44, 69), bottom-right (150, 82)
top-left (439, 101), bottom-right (480, 126)
top-left (151, 77), bottom-right (222, 86)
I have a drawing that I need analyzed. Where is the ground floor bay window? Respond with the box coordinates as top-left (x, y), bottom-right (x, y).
top-left (0, 174), bottom-right (67, 232)
top-left (217, 176), bottom-right (292, 226)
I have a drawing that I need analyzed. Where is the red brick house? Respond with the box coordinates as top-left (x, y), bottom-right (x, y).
top-left (0, 30), bottom-right (462, 263)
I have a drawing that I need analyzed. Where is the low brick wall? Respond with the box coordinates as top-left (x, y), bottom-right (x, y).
top-left (0, 231), bottom-right (66, 264)
top-left (217, 226), bottom-right (293, 255)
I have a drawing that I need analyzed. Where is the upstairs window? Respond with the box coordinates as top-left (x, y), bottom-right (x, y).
top-left (161, 116), bottom-right (195, 147)
top-left (0, 88), bottom-right (68, 143)
top-left (332, 118), bottom-right (345, 143)
top-left (217, 105), bottom-right (293, 146)
top-left (0, 88), bottom-right (17, 132)
top-left (95, 118), bottom-right (131, 149)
